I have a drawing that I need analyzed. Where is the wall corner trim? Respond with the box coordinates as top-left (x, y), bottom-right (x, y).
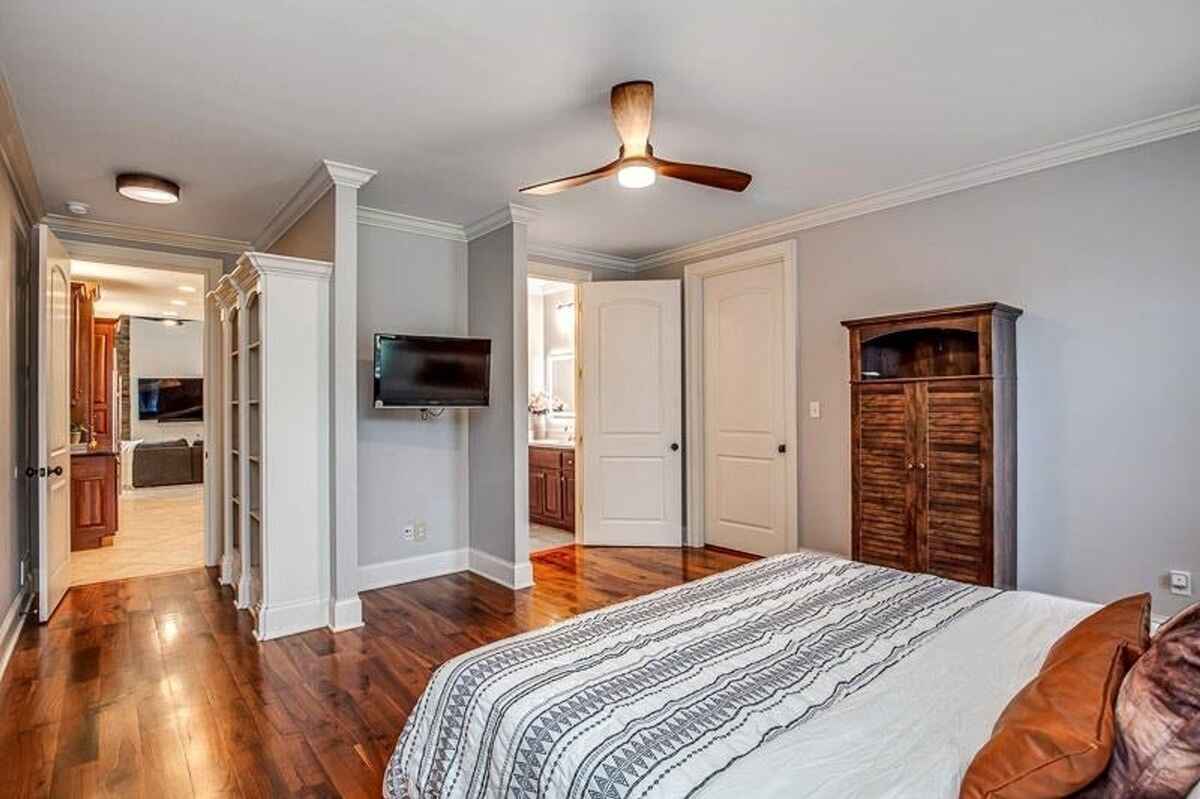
top-left (253, 159), bottom-right (377, 252)
top-left (469, 549), bottom-right (534, 590)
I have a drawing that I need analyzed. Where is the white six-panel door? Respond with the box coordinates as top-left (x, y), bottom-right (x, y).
top-left (36, 225), bottom-right (72, 621)
top-left (703, 261), bottom-right (789, 556)
top-left (580, 280), bottom-right (682, 547)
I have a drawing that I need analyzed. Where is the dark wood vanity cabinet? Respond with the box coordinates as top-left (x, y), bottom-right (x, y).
top-left (843, 303), bottom-right (1021, 588)
top-left (530, 446), bottom-right (575, 532)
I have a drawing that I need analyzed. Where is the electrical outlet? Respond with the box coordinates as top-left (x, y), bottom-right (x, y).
top-left (402, 524), bottom-right (416, 541)
top-left (809, 401), bottom-right (821, 419)
top-left (1169, 570), bottom-right (1192, 597)
top-left (414, 522), bottom-right (427, 542)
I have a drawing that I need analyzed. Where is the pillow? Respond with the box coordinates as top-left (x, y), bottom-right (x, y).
top-left (960, 594), bottom-right (1152, 799)
top-left (1077, 601), bottom-right (1200, 798)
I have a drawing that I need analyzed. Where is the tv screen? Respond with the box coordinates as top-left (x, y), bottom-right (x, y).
top-left (138, 377), bottom-right (203, 422)
top-left (374, 334), bottom-right (491, 408)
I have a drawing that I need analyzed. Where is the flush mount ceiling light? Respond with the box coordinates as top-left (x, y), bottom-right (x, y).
top-left (520, 81), bottom-right (751, 195)
top-left (65, 200), bottom-right (91, 216)
top-left (170, 299), bottom-right (188, 306)
top-left (178, 285), bottom-right (197, 293)
top-left (116, 173), bottom-right (180, 204)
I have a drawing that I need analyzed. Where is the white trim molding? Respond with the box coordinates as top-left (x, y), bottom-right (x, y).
top-left (0, 588), bottom-right (32, 681)
top-left (684, 241), bottom-right (799, 551)
top-left (45, 213), bottom-right (248, 254)
top-left (465, 203), bottom-right (540, 241)
top-left (528, 260), bottom-right (593, 284)
top-left (359, 549), bottom-right (470, 592)
top-left (639, 105), bottom-right (1200, 270)
top-left (526, 242), bottom-right (640, 273)
top-left (238, 250), bottom-right (334, 282)
top-left (255, 596), bottom-right (330, 642)
top-left (329, 597), bottom-right (364, 632)
top-left (358, 206), bottom-right (467, 241)
top-left (469, 548), bottom-right (534, 590)
top-left (253, 159), bottom-right (378, 252)
top-left (0, 72), bottom-right (43, 223)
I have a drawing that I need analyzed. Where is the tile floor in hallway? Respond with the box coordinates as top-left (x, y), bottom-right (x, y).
top-left (69, 483), bottom-right (205, 586)
top-left (529, 522), bottom-right (574, 552)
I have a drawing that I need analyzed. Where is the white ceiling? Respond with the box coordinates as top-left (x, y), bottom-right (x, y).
top-left (2, 2), bottom-right (1198, 258)
top-left (69, 261), bottom-right (205, 321)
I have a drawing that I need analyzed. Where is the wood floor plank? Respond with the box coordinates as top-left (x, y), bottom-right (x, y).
top-left (0, 545), bottom-right (753, 797)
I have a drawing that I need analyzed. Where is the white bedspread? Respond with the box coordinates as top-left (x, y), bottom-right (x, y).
top-left (384, 552), bottom-right (1098, 799)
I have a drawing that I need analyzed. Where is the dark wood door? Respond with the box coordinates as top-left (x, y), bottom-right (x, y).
top-left (92, 319), bottom-right (116, 450)
top-left (922, 380), bottom-right (991, 585)
top-left (853, 383), bottom-right (919, 571)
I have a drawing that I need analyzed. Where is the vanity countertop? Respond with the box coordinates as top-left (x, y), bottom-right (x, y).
top-left (529, 439), bottom-right (575, 451)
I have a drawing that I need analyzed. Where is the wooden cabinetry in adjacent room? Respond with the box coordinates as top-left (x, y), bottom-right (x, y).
top-left (91, 318), bottom-right (117, 451)
top-left (842, 303), bottom-right (1021, 588)
top-left (70, 282), bottom-right (99, 433)
top-left (71, 452), bottom-right (119, 550)
top-left (530, 446), bottom-right (575, 532)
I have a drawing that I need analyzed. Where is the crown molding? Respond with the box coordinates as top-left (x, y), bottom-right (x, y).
top-left (358, 205), bottom-right (467, 242)
top-left (324, 160), bottom-right (378, 189)
top-left (0, 69), bottom-right (43, 224)
top-left (240, 250), bottom-right (333, 282)
top-left (252, 159), bottom-right (377, 252)
top-left (44, 212), bottom-right (248, 255)
top-left (526, 241), bottom-right (640, 273)
top-left (465, 203), bottom-right (540, 241)
top-left (637, 104), bottom-right (1200, 270)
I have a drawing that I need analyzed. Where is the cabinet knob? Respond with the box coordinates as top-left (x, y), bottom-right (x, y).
top-left (906, 461), bottom-right (914, 470)
top-left (918, 463), bottom-right (926, 470)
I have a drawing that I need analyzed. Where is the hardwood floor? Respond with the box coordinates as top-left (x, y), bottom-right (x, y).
top-left (0, 545), bottom-right (753, 798)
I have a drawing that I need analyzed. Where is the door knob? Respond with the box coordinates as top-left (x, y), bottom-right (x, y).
top-left (777, 443), bottom-right (787, 454)
top-left (669, 442), bottom-right (680, 452)
top-left (49, 466), bottom-right (64, 476)
top-left (24, 467), bottom-right (38, 478)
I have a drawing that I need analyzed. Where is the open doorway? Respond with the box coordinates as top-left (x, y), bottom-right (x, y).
top-left (527, 275), bottom-right (579, 553)
top-left (64, 258), bottom-right (209, 585)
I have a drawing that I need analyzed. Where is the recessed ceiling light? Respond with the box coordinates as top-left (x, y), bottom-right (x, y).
top-left (65, 200), bottom-right (91, 216)
top-left (116, 173), bottom-right (180, 204)
top-left (161, 319), bottom-right (182, 327)
top-left (170, 299), bottom-right (188, 306)
top-left (178, 285), bottom-right (197, 293)
top-left (162, 310), bottom-right (179, 317)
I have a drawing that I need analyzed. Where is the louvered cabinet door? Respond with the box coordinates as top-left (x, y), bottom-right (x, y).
top-left (852, 384), bottom-right (919, 571)
top-left (921, 381), bottom-right (993, 585)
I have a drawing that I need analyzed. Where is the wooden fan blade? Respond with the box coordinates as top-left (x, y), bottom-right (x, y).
top-left (610, 81), bottom-right (654, 157)
top-left (652, 157), bottom-right (752, 192)
top-left (519, 159), bottom-right (620, 195)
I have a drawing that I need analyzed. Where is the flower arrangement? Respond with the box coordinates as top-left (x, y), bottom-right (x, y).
top-left (528, 392), bottom-right (565, 416)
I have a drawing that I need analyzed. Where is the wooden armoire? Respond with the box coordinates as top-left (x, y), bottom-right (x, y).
top-left (842, 303), bottom-right (1021, 588)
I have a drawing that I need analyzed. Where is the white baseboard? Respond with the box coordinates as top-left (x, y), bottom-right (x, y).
top-left (219, 553), bottom-right (234, 586)
top-left (0, 589), bottom-right (33, 681)
top-left (329, 596), bottom-right (364, 632)
top-left (254, 596), bottom-right (330, 641)
top-left (469, 549), bottom-right (534, 590)
top-left (357, 547), bottom-right (534, 592)
top-left (359, 549), bottom-right (470, 592)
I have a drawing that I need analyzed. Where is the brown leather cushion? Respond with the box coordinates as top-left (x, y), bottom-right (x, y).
top-left (1077, 601), bottom-right (1200, 798)
top-left (960, 594), bottom-right (1152, 799)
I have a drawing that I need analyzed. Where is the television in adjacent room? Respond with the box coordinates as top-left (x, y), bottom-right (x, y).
top-left (373, 334), bottom-right (491, 408)
top-left (137, 377), bottom-right (204, 422)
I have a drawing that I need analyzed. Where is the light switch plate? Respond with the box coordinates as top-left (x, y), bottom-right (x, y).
top-left (1169, 570), bottom-right (1192, 596)
top-left (809, 401), bottom-right (821, 419)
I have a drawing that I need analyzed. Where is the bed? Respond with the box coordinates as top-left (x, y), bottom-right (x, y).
top-left (383, 550), bottom-right (1099, 798)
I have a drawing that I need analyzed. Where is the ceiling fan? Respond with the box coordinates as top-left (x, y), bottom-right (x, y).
top-left (519, 81), bottom-right (752, 195)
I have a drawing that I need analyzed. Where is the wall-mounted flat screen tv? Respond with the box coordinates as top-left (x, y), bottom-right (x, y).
top-left (374, 334), bottom-right (491, 408)
top-left (138, 377), bottom-right (204, 422)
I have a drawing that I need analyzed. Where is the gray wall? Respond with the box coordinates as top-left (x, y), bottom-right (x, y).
top-left (356, 224), bottom-right (469, 567)
top-left (467, 224), bottom-right (528, 565)
top-left (642, 131), bottom-right (1200, 614)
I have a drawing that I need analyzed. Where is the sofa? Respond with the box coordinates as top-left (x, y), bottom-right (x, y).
top-left (131, 439), bottom-right (204, 487)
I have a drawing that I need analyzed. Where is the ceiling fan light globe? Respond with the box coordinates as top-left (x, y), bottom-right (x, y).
top-left (617, 164), bottom-right (656, 189)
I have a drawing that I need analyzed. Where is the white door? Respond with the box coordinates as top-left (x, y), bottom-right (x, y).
top-left (35, 225), bottom-right (73, 621)
top-left (703, 262), bottom-right (789, 556)
top-left (580, 280), bottom-right (682, 547)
